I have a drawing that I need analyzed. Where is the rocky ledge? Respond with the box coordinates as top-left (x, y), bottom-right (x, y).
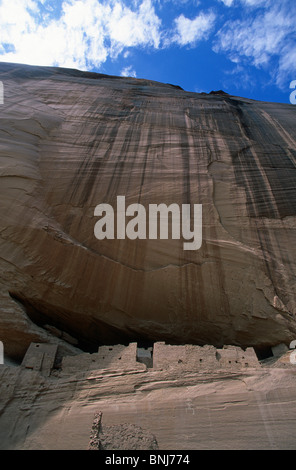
top-left (0, 340), bottom-right (296, 450)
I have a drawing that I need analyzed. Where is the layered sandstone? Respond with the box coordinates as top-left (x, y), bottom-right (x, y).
top-left (0, 62), bottom-right (295, 360)
top-left (0, 343), bottom-right (296, 450)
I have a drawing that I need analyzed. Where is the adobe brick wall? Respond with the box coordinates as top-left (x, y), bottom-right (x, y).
top-left (21, 342), bottom-right (58, 376)
top-left (153, 343), bottom-right (217, 370)
top-left (61, 342), bottom-right (145, 374)
top-left (216, 345), bottom-right (259, 369)
top-left (153, 342), bottom-right (260, 370)
top-left (23, 340), bottom-right (260, 376)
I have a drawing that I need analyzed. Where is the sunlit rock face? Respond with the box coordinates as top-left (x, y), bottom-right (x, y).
top-left (0, 62), bottom-right (295, 359)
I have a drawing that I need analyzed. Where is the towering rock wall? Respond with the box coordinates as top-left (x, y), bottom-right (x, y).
top-left (0, 62), bottom-right (295, 359)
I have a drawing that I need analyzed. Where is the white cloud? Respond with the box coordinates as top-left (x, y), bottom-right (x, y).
top-left (277, 45), bottom-right (296, 88)
top-left (2, 0), bottom-right (293, 95)
top-left (219, 0), bottom-right (235, 6)
top-left (173, 11), bottom-right (216, 46)
top-left (107, 0), bottom-right (161, 58)
top-left (214, 1), bottom-right (296, 88)
top-left (242, 0), bottom-right (269, 6)
top-left (156, 0), bottom-right (201, 5)
top-left (0, 0), bottom-right (217, 74)
top-left (219, 0), bottom-right (270, 7)
top-left (0, 0), bottom-right (162, 70)
top-left (120, 65), bottom-right (137, 77)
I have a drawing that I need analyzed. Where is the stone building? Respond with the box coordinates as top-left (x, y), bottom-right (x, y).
top-left (153, 342), bottom-right (260, 370)
top-left (21, 340), bottom-right (260, 376)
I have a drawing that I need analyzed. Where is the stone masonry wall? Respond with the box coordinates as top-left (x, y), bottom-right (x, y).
top-left (61, 342), bottom-right (145, 375)
top-left (153, 343), bottom-right (218, 370)
top-left (22, 341), bottom-right (260, 376)
top-left (216, 345), bottom-right (260, 369)
top-left (21, 342), bottom-right (58, 376)
top-left (153, 342), bottom-right (260, 370)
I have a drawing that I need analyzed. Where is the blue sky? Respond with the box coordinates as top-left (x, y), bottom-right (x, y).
top-left (0, 0), bottom-right (296, 103)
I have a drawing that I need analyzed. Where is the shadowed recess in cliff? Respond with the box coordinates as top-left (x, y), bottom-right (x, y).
top-left (7, 291), bottom-right (138, 354)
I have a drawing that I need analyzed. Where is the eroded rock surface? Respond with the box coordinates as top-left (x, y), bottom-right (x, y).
top-left (0, 62), bottom-right (295, 359)
top-left (98, 423), bottom-right (159, 451)
top-left (1, 354), bottom-right (296, 450)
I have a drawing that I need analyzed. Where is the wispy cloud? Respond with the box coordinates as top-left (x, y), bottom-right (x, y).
top-left (120, 65), bottom-right (137, 77)
top-left (219, 0), bottom-right (234, 6)
top-left (0, 0), bottom-right (162, 70)
top-left (214, 0), bottom-right (296, 88)
top-left (219, 0), bottom-right (270, 7)
top-left (0, 0), bottom-right (217, 69)
top-left (172, 11), bottom-right (216, 46)
top-left (0, 0), bottom-right (294, 96)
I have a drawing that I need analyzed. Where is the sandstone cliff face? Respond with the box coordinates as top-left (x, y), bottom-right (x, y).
top-left (0, 62), bottom-right (295, 359)
top-left (1, 359), bottom-right (296, 450)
